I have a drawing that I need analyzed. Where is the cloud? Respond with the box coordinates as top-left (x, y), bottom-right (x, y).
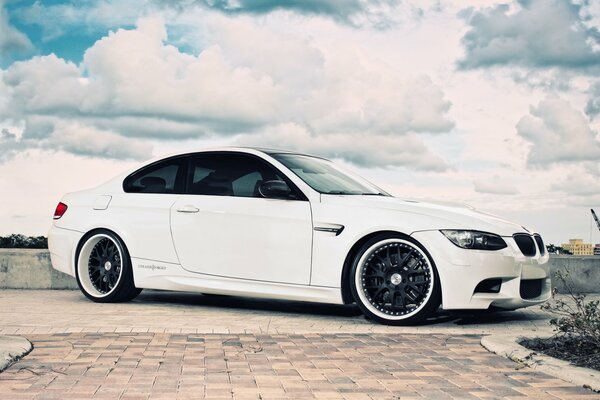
top-left (0, 127), bottom-right (23, 162)
top-left (0, 119), bottom-right (152, 162)
top-left (459, 0), bottom-right (600, 70)
top-left (516, 97), bottom-right (600, 166)
top-left (49, 121), bottom-right (153, 160)
top-left (1, 16), bottom-right (453, 168)
top-left (235, 123), bottom-right (448, 171)
top-left (549, 170), bottom-right (600, 207)
top-left (3, 54), bottom-right (84, 114)
top-left (165, 0), bottom-right (401, 28)
top-left (0, 0), bottom-right (32, 58)
top-left (586, 81), bottom-right (600, 119)
top-left (551, 171), bottom-right (600, 196)
top-left (15, 0), bottom-right (155, 42)
top-left (12, 0), bottom-right (412, 41)
top-left (473, 175), bottom-right (518, 195)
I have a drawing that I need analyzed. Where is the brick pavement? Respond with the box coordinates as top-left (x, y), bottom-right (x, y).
top-left (1, 332), bottom-right (597, 400)
top-left (1, 290), bottom-right (599, 399)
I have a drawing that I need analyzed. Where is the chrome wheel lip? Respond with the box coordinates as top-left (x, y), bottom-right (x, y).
top-left (77, 233), bottom-right (124, 298)
top-left (355, 238), bottom-right (435, 321)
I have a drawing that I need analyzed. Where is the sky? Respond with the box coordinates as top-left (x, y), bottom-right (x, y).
top-left (0, 0), bottom-right (599, 246)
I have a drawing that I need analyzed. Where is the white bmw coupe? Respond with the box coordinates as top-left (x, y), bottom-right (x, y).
top-left (49, 147), bottom-right (550, 325)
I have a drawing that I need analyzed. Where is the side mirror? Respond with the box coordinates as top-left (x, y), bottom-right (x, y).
top-left (259, 180), bottom-right (291, 199)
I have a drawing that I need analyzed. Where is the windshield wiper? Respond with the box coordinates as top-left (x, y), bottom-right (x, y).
top-left (325, 191), bottom-right (385, 196)
top-left (325, 191), bottom-right (360, 195)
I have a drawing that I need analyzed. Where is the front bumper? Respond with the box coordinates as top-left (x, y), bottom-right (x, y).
top-left (411, 230), bottom-right (551, 310)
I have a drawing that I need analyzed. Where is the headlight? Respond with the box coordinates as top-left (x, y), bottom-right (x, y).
top-left (440, 230), bottom-right (507, 250)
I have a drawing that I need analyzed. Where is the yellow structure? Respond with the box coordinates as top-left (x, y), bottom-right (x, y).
top-left (562, 239), bottom-right (593, 256)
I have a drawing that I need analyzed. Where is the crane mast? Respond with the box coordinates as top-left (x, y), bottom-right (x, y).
top-left (593, 209), bottom-right (600, 232)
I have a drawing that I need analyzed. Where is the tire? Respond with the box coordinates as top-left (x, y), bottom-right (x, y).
top-left (75, 229), bottom-right (142, 303)
top-left (349, 233), bottom-right (441, 325)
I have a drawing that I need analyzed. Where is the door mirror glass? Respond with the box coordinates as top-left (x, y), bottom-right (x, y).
top-left (259, 180), bottom-right (291, 199)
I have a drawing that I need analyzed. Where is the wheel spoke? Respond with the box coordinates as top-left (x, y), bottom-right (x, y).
top-left (398, 248), bottom-right (414, 267)
top-left (365, 270), bottom-right (385, 278)
top-left (371, 286), bottom-right (387, 301)
top-left (374, 254), bottom-right (390, 270)
top-left (407, 269), bottom-right (426, 276)
top-left (392, 290), bottom-right (406, 308)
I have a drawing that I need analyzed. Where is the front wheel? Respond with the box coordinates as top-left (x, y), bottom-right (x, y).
top-left (350, 234), bottom-right (441, 325)
top-left (75, 230), bottom-right (142, 303)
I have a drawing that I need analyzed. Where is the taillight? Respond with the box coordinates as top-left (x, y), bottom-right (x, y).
top-left (54, 202), bottom-right (68, 219)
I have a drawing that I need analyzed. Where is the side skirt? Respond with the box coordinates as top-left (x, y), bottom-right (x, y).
top-left (131, 257), bottom-right (344, 305)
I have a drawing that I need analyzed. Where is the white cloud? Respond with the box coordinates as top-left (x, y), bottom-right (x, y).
top-left (551, 171), bottom-right (600, 197)
top-left (473, 175), bottom-right (518, 195)
top-left (0, 0), bottom-right (32, 58)
top-left (235, 123), bottom-right (448, 171)
top-left (81, 17), bottom-right (281, 126)
top-left (49, 121), bottom-right (153, 160)
top-left (0, 117), bottom-right (153, 161)
top-left (3, 54), bottom-right (84, 114)
top-left (1, 16), bottom-right (452, 168)
top-left (459, 0), bottom-right (600, 70)
top-left (516, 97), bottom-right (600, 166)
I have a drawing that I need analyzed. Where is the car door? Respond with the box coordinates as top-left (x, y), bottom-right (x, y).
top-left (170, 152), bottom-right (313, 285)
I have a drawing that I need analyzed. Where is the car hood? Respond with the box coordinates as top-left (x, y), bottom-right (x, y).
top-left (321, 195), bottom-right (531, 236)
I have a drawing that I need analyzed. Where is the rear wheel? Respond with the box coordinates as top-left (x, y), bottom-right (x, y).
top-left (350, 234), bottom-right (441, 325)
top-left (75, 230), bottom-right (141, 303)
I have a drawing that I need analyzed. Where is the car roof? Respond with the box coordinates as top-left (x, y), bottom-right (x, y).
top-left (152, 146), bottom-right (324, 160)
top-left (125, 146), bottom-right (327, 175)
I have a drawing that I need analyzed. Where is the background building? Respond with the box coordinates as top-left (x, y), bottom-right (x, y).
top-left (594, 244), bottom-right (600, 256)
top-left (561, 239), bottom-right (593, 256)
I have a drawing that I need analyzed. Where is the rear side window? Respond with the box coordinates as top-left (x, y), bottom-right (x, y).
top-left (124, 156), bottom-right (187, 194)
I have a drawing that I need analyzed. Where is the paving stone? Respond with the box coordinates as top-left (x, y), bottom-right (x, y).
top-left (0, 332), bottom-right (597, 399)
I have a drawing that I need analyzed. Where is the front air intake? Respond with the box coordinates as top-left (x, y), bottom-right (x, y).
top-left (520, 279), bottom-right (543, 299)
top-left (513, 234), bottom-right (536, 257)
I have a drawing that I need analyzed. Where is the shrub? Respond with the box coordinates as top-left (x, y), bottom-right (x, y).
top-left (542, 270), bottom-right (600, 346)
top-left (524, 269), bottom-right (600, 370)
top-left (0, 234), bottom-right (48, 249)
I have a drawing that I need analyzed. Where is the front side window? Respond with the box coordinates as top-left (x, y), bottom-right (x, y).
top-left (270, 153), bottom-right (387, 195)
top-left (123, 157), bottom-right (187, 194)
top-left (188, 153), bottom-right (301, 199)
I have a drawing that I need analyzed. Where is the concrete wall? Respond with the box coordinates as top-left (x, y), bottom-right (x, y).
top-left (547, 255), bottom-right (600, 294)
top-left (0, 249), bottom-right (599, 293)
top-left (0, 249), bottom-right (78, 289)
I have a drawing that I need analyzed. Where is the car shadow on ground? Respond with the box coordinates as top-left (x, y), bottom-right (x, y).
top-left (423, 309), bottom-right (548, 326)
top-left (133, 290), bottom-right (548, 326)
top-left (134, 290), bottom-right (364, 317)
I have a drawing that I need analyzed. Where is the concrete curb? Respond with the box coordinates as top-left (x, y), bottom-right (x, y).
top-left (481, 334), bottom-right (599, 393)
top-left (0, 335), bottom-right (32, 372)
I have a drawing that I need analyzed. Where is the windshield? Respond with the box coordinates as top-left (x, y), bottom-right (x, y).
top-left (270, 153), bottom-right (388, 196)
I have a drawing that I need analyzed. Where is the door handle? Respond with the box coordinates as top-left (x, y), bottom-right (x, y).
top-left (176, 205), bottom-right (199, 213)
